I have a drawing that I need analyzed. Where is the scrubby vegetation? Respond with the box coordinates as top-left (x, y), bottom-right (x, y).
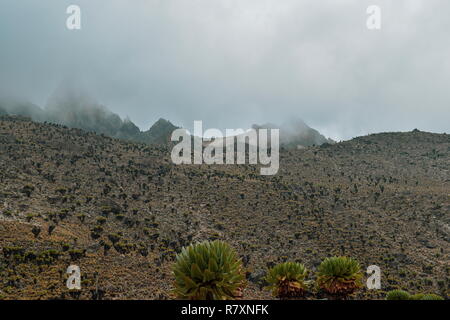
top-left (0, 116), bottom-right (448, 299)
top-left (386, 289), bottom-right (411, 300)
top-left (386, 289), bottom-right (443, 300)
top-left (418, 294), bottom-right (444, 300)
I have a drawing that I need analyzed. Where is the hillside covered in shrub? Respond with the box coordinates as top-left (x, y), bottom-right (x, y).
top-left (0, 116), bottom-right (448, 299)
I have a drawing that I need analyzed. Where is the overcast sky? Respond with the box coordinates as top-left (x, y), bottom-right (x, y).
top-left (0, 0), bottom-right (449, 140)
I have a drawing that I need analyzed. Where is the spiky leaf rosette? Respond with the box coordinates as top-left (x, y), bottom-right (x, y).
top-left (265, 262), bottom-right (309, 299)
top-left (316, 256), bottom-right (363, 297)
top-left (386, 289), bottom-right (411, 300)
top-left (172, 240), bottom-right (245, 300)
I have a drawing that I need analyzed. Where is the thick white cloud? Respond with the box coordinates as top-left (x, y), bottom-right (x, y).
top-left (0, 0), bottom-right (449, 140)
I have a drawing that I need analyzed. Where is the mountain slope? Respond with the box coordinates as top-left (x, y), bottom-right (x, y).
top-left (253, 119), bottom-right (334, 148)
top-left (0, 116), bottom-right (448, 300)
top-left (140, 118), bottom-right (179, 145)
top-left (1, 94), bottom-right (333, 148)
top-left (0, 94), bottom-right (176, 145)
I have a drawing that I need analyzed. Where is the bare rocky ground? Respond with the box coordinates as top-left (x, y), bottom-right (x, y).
top-left (0, 116), bottom-right (448, 299)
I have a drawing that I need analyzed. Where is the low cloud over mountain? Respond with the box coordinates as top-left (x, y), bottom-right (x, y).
top-left (0, 87), bottom-right (179, 144)
top-left (1, 87), bottom-right (331, 148)
top-left (253, 119), bottom-right (335, 148)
